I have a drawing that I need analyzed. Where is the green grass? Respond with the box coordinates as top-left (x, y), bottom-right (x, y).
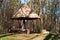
top-left (0, 37), bottom-right (8, 40)
top-left (44, 34), bottom-right (60, 40)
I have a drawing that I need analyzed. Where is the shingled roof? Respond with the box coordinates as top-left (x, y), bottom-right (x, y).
top-left (12, 3), bottom-right (40, 18)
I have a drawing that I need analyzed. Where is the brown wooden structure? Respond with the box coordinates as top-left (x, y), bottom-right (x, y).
top-left (11, 3), bottom-right (40, 34)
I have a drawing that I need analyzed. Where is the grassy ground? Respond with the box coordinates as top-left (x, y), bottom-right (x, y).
top-left (0, 33), bottom-right (59, 40)
top-left (0, 33), bottom-right (48, 40)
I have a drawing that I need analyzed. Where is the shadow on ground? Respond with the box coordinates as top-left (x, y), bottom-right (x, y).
top-left (0, 33), bottom-right (15, 38)
top-left (44, 34), bottom-right (60, 40)
top-left (30, 35), bottom-right (39, 40)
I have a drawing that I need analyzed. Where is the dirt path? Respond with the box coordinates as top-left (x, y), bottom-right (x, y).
top-left (32, 37), bottom-right (45, 40)
top-left (32, 34), bottom-right (48, 40)
top-left (21, 34), bottom-right (48, 40)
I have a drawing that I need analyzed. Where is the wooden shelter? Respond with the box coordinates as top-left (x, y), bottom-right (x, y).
top-left (11, 3), bottom-right (40, 34)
